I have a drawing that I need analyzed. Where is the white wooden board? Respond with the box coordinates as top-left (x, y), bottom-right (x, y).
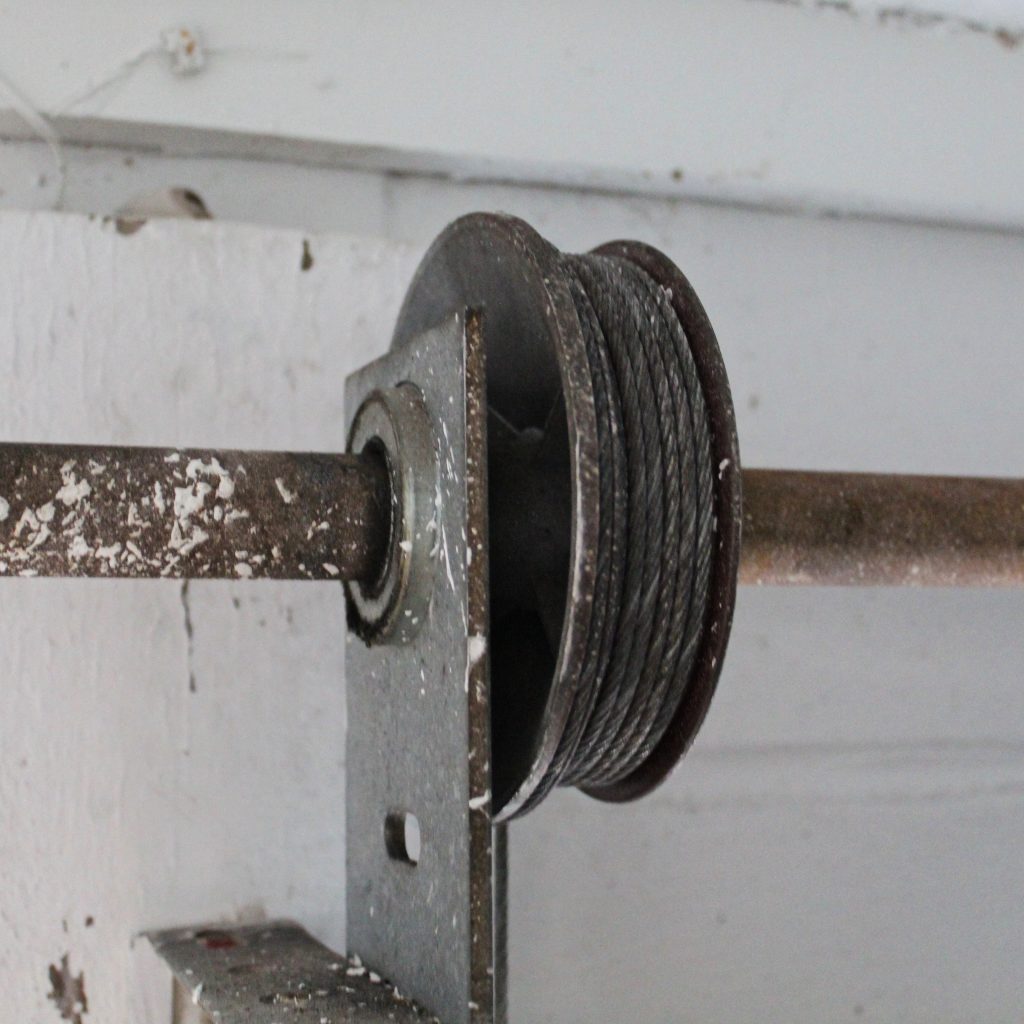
top-left (2, 1), bottom-right (1024, 229)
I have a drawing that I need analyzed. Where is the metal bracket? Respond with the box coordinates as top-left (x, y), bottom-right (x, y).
top-left (345, 311), bottom-right (502, 1024)
top-left (149, 311), bottom-right (503, 1024)
top-left (152, 921), bottom-right (436, 1024)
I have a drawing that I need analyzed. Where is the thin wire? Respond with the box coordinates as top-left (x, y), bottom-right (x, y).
top-left (0, 68), bottom-right (66, 209)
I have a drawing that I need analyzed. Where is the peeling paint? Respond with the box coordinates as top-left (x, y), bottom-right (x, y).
top-left (0, 433), bottom-right (381, 585)
top-left (47, 954), bottom-right (88, 1024)
top-left (751, 0), bottom-right (1024, 47)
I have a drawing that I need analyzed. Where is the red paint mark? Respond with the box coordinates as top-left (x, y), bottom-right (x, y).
top-left (195, 929), bottom-right (237, 950)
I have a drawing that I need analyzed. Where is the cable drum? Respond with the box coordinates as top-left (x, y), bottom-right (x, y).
top-left (518, 253), bottom-right (717, 812)
top-left (387, 214), bottom-right (741, 819)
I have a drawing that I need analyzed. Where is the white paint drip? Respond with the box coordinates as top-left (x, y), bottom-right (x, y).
top-left (174, 481), bottom-right (212, 521)
top-left (186, 457), bottom-right (235, 500)
top-left (14, 507), bottom-right (38, 538)
top-left (95, 542), bottom-right (123, 564)
top-left (67, 535), bottom-right (90, 560)
top-left (168, 521), bottom-right (209, 556)
top-left (25, 523), bottom-right (51, 553)
top-left (275, 478), bottom-right (296, 504)
top-left (0, 496), bottom-right (8, 522)
top-left (55, 462), bottom-right (91, 505)
top-left (467, 633), bottom-right (487, 667)
top-left (435, 483), bottom-right (457, 594)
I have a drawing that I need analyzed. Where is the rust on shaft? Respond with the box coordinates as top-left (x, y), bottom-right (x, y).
top-left (0, 443), bottom-right (390, 582)
top-left (741, 469), bottom-right (1024, 587)
top-left (3, 443), bottom-right (1022, 589)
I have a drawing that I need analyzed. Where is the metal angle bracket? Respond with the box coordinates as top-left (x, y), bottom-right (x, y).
top-left (148, 311), bottom-right (503, 1024)
top-left (151, 921), bottom-right (436, 1024)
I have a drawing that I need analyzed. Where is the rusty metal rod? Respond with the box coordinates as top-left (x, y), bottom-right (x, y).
top-left (741, 469), bottom-right (1024, 587)
top-left (2, 441), bottom-right (1021, 589)
top-left (0, 443), bottom-right (390, 581)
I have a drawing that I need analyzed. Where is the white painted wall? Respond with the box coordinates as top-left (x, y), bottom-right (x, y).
top-left (2, 2), bottom-right (1024, 1022)
top-left (0, 213), bottom-right (418, 1022)
top-left (2, 1), bottom-right (1024, 228)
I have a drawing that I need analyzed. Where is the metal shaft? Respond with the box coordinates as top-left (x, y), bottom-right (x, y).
top-left (2, 441), bottom-right (1021, 588)
top-left (0, 443), bottom-right (390, 581)
top-left (741, 469), bottom-right (1024, 587)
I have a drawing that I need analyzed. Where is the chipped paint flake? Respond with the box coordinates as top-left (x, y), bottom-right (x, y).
top-left (67, 534), bottom-right (90, 560)
top-left (275, 478), bottom-right (296, 504)
top-left (186, 457), bottom-right (235, 500)
top-left (55, 463), bottom-right (92, 506)
top-left (47, 954), bottom-right (88, 1024)
top-left (95, 542), bottom-right (123, 563)
top-left (467, 633), bottom-right (487, 667)
top-left (15, 507), bottom-right (38, 537)
top-left (174, 481), bottom-right (212, 520)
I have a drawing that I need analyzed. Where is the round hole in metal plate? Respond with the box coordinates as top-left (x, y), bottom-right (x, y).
top-left (384, 810), bottom-right (421, 865)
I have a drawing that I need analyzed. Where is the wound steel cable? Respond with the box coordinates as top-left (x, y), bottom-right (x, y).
top-left (522, 252), bottom-right (716, 810)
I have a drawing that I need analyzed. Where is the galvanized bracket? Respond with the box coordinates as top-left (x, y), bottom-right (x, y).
top-left (344, 311), bottom-right (502, 1024)
top-left (152, 921), bottom-right (437, 1024)
top-left (148, 311), bottom-right (503, 1024)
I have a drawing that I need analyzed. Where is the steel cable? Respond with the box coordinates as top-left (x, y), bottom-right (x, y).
top-left (523, 252), bottom-right (716, 809)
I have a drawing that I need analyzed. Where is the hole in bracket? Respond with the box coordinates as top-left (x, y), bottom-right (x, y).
top-left (384, 810), bottom-right (421, 865)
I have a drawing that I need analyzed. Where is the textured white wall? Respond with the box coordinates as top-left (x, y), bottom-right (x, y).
top-left (0, 213), bottom-right (419, 1021)
top-left (1, 186), bottom-right (1022, 1024)
top-left (2, 0), bottom-right (1024, 228)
